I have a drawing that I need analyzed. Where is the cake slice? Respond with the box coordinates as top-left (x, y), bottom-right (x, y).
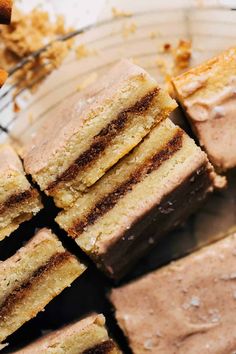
top-left (14, 314), bottom-right (120, 354)
top-left (0, 144), bottom-right (42, 241)
top-left (110, 233), bottom-right (236, 354)
top-left (0, 228), bottom-right (86, 345)
top-left (0, 69), bottom-right (8, 88)
top-left (0, 0), bottom-right (12, 24)
top-left (56, 118), bottom-right (221, 279)
top-left (23, 59), bottom-right (177, 208)
top-left (172, 47), bottom-right (236, 171)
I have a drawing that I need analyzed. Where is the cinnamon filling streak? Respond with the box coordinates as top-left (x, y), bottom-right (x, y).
top-left (82, 340), bottom-right (116, 354)
top-left (0, 188), bottom-right (37, 215)
top-left (69, 130), bottom-right (183, 238)
top-left (0, 251), bottom-right (71, 320)
top-left (47, 87), bottom-right (160, 192)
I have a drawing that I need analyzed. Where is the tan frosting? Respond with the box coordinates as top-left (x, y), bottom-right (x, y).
top-left (23, 59), bottom-right (155, 175)
top-left (111, 234), bottom-right (236, 354)
top-left (172, 47), bottom-right (236, 170)
top-left (0, 144), bottom-right (24, 176)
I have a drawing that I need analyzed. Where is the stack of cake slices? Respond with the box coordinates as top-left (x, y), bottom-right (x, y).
top-left (22, 59), bottom-right (224, 279)
top-left (1, 47), bottom-right (235, 352)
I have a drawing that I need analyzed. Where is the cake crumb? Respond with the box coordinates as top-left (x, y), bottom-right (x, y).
top-left (163, 43), bottom-right (172, 52)
top-left (149, 31), bottom-right (158, 39)
top-left (156, 39), bottom-right (192, 94)
top-left (173, 39), bottom-right (192, 70)
top-left (122, 22), bottom-right (137, 38)
top-left (112, 7), bottom-right (132, 18)
top-left (0, 7), bottom-right (74, 93)
top-left (75, 44), bottom-right (90, 59)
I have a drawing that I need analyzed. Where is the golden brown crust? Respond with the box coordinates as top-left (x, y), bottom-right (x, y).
top-left (0, 0), bottom-right (12, 25)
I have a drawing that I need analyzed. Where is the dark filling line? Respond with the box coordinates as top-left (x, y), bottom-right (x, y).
top-left (69, 130), bottom-right (183, 238)
top-left (0, 188), bottom-right (37, 215)
top-left (82, 340), bottom-right (116, 354)
top-left (47, 87), bottom-right (160, 192)
top-left (0, 251), bottom-right (72, 320)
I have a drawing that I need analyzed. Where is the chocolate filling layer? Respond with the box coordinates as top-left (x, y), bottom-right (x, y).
top-left (82, 340), bottom-right (116, 354)
top-left (0, 251), bottom-right (71, 320)
top-left (47, 87), bottom-right (160, 192)
top-left (0, 188), bottom-right (37, 215)
top-left (69, 130), bottom-right (183, 238)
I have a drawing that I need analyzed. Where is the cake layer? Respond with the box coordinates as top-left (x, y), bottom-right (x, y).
top-left (110, 234), bottom-right (236, 354)
top-left (0, 144), bottom-right (42, 241)
top-left (23, 59), bottom-right (177, 208)
top-left (57, 119), bottom-right (218, 279)
top-left (172, 47), bottom-right (236, 170)
top-left (14, 314), bottom-right (120, 354)
top-left (0, 228), bottom-right (86, 344)
top-left (0, 0), bottom-right (12, 24)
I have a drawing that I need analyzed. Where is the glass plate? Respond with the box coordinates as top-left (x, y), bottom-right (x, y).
top-left (0, 1), bottom-right (236, 352)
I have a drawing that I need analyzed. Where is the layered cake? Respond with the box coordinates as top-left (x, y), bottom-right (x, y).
top-left (0, 69), bottom-right (8, 88)
top-left (0, 144), bottom-right (42, 241)
top-left (14, 314), bottom-right (120, 354)
top-left (110, 234), bottom-right (236, 353)
top-left (56, 118), bottom-right (221, 279)
top-left (0, 0), bottom-right (12, 24)
top-left (23, 59), bottom-right (177, 208)
top-left (0, 228), bottom-right (86, 344)
top-left (172, 47), bottom-right (236, 171)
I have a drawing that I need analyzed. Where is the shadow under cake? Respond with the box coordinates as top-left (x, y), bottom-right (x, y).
top-left (23, 59), bottom-right (177, 209)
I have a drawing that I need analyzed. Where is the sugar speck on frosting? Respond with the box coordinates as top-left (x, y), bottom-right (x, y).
top-left (144, 339), bottom-right (154, 350)
top-left (208, 308), bottom-right (221, 323)
top-left (190, 296), bottom-right (201, 307)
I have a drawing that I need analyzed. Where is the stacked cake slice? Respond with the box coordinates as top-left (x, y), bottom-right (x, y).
top-left (22, 59), bottom-right (222, 279)
top-left (0, 228), bottom-right (86, 345)
top-left (14, 314), bottom-right (120, 354)
top-left (0, 144), bottom-right (42, 241)
top-left (23, 59), bottom-right (177, 209)
top-left (56, 118), bottom-right (219, 279)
